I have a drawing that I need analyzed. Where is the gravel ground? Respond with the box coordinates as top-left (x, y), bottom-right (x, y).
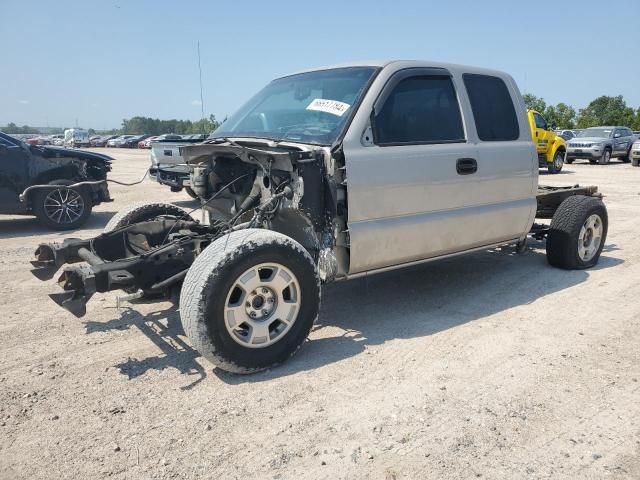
top-left (1, 149), bottom-right (639, 479)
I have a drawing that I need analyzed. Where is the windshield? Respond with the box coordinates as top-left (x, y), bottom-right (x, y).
top-left (578, 128), bottom-right (612, 138)
top-left (213, 67), bottom-right (377, 145)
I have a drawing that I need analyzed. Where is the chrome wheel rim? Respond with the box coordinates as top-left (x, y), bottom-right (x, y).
top-left (224, 263), bottom-right (301, 348)
top-left (44, 188), bottom-right (84, 225)
top-left (578, 214), bottom-right (603, 262)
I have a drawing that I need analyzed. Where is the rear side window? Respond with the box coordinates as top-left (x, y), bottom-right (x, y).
top-left (463, 74), bottom-right (519, 141)
top-left (374, 76), bottom-right (465, 145)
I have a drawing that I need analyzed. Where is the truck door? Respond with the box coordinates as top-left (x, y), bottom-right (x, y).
top-left (532, 112), bottom-right (552, 156)
top-left (613, 128), bottom-right (629, 155)
top-left (0, 138), bottom-right (30, 214)
top-left (342, 68), bottom-right (536, 274)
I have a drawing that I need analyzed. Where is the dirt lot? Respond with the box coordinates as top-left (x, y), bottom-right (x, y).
top-left (1, 148), bottom-right (639, 479)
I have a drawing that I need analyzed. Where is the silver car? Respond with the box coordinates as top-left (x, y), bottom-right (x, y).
top-left (631, 138), bottom-right (640, 166)
top-left (566, 126), bottom-right (635, 165)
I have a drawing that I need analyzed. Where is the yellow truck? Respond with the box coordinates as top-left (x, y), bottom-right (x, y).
top-left (528, 110), bottom-right (566, 174)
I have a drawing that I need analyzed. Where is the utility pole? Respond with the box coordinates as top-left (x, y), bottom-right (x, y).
top-left (197, 40), bottom-right (205, 132)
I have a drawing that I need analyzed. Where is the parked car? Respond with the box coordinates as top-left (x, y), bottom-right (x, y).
top-left (566, 126), bottom-right (635, 164)
top-left (631, 138), bottom-right (640, 166)
top-left (50, 134), bottom-right (65, 146)
top-left (527, 110), bottom-right (567, 173)
top-left (34, 60), bottom-right (608, 375)
top-left (138, 136), bottom-right (159, 148)
top-left (555, 129), bottom-right (575, 141)
top-left (122, 134), bottom-right (152, 148)
top-left (64, 129), bottom-right (90, 148)
top-left (92, 135), bottom-right (118, 147)
top-left (0, 131), bottom-right (112, 229)
top-left (25, 136), bottom-right (51, 146)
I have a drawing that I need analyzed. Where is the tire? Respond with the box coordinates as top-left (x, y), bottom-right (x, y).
top-left (184, 187), bottom-right (199, 199)
top-left (548, 150), bottom-right (564, 174)
top-left (33, 180), bottom-right (92, 230)
top-left (566, 158), bottom-right (574, 164)
top-left (632, 157), bottom-right (639, 167)
top-left (180, 229), bottom-right (320, 374)
top-left (621, 148), bottom-right (631, 163)
top-left (598, 149), bottom-right (611, 165)
top-left (103, 201), bottom-right (193, 233)
top-left (546, 195), bottom-right (608, 270)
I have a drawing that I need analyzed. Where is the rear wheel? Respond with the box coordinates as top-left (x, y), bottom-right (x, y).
top-left (546, 195), bottom-right (608, 269)
top-left (548, 150), bottom-right (564, 174)
top-left (180, 229), bottom-right (320, 374)
top-left (33, 180), bottom-right (92, 230)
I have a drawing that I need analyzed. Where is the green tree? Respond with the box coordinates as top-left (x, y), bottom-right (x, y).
top-left (577, 95), bottom-right (634, 127)
top-left (545, 103), bottom-right (577, 129)
top-left (523, 93), bottom-right (547, 113)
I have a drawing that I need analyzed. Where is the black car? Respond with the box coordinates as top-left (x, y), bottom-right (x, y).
top-left (123, 134), bottom-right (153, 148)
top-left (0, 131), bottom-right (113, 230)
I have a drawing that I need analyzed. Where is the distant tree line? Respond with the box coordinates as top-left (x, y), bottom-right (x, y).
top-left (118, 115), bottom-right (221, 135)
top-left (524, 94), bottom-right (640, 130)
top-left (2, 114), bottom-right (222, 136)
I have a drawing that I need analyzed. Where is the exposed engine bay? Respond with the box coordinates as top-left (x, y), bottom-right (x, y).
top-left (180, 139), bottom-right (345, 267)
top-left (32, 139), bottom-right (349, 316)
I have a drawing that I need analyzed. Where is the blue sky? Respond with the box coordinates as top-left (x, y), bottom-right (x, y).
top-left (1, 0), bottom-right (639, 130)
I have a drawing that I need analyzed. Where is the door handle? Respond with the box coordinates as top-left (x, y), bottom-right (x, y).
top-left (456, 158), bottom-right (477, 175)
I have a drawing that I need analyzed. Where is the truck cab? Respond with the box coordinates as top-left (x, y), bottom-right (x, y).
top-left (527, 110), bottom-right (566, 173)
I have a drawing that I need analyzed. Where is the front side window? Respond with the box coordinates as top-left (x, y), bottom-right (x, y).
top-left (214, 67), bottom-right (377, 145)
top-left (463, 74), bottom-right (519, 141)
top-left (373, 76), bottom-right (465, 145)
top-left (534, 113), bottom-right (548, 130)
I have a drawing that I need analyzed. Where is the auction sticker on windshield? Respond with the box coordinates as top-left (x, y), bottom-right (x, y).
top-left (306, 99), bottom-right (351, 117)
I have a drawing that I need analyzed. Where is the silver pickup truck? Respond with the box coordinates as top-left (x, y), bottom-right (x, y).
top-left (32, 60), bottom-right (608, 374)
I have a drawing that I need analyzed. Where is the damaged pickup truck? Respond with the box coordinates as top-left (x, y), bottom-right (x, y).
top-left (1, 131), bottom-right (112, 229)
top-left (32, 61), bottom-right (608, 373)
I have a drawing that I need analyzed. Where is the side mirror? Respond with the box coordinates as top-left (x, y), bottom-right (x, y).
top-left (614, 133), bottom-right (621, 138)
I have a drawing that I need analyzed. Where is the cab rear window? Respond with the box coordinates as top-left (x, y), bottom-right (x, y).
top-left (463, 74), bottom-right (519, 141)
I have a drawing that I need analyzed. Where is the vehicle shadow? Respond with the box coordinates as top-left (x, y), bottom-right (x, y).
top-left (85, 305), bottom-right (207, 391)
top-left (216, 245), bottom-right (624, 385)
top-left (88, 244), bottom-right (623, 387)
top-left (0, 211), bottom-right (116, 240)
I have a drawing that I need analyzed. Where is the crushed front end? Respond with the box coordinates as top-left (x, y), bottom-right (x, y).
top-left (32, 139), bottom-right (346, 316)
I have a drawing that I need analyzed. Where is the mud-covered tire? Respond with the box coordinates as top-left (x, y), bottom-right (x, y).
top-left (103, 201), bottom-right (193, 233)
top-left (180, 229), bottom-right (320, 374)
top-left (548, 150), bottom-right (564, 174)
top-left (546, 195), bottom-right (608, 270)
top-left (33, 179), bottom-right (92, 230)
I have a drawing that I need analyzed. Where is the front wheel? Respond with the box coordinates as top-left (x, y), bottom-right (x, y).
top-left (33, 180), bottom-right (92, 230)
top-left (180, 229), bottom-right (320, 374)
top-left (546, 195), bottom-right (608, 269)
top-left (548, 150), bottom-right (564, 174)
top-left (598, 149), bottom-right (611, 165)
